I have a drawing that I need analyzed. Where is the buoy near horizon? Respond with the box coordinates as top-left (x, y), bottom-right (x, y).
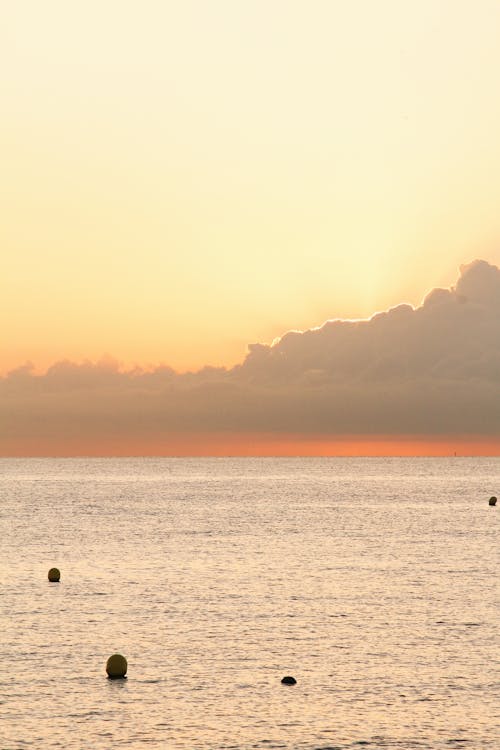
top-left (48, 567), bottom-right (60, 582)
top-left (489, 496), bottom-right (497, 506)
top-left (281, 675), bottom-right (297, 685)
top-left (106, 654), bottom-right (128, 679)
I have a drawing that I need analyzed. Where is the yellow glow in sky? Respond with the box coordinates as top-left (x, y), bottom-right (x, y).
top-left (2, 1), bottom-right (500, 373)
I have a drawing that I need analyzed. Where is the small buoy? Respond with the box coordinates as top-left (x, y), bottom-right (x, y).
top-left (281, 675), bottom-right (297, 685)
top-left (489, 496), bottom-right (497, 506)
top-left (48, 568), bottom-right (60, 582)
top-left (106, 654), bottom-right (127, 679)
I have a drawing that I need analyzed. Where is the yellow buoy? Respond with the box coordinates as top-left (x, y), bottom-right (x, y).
top-left (48, 567), bottom-right (60, 582)
top-left (106, 653), bottom-right (128, 679)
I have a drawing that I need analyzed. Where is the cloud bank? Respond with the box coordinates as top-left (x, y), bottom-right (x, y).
top-left (2, 260), bottom-right (500, 454)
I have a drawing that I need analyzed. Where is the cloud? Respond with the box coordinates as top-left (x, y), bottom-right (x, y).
top-left (239, 259), bottom-right (500, 383)
top-left (1, 260), bottom-right (500, 453)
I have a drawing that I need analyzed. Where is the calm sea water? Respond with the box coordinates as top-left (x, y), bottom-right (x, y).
top-left (0, 457), bottom-right (498, 749)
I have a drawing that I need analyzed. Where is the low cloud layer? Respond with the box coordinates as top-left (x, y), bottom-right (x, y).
top-left (2, 259), bottom-right (500, 453)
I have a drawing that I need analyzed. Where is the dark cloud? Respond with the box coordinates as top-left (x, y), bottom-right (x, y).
top-left (1, 260), bottom-right (499, 452)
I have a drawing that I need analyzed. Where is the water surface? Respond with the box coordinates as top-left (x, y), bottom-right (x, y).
top-left (1, 457), bottom-right (498, 749)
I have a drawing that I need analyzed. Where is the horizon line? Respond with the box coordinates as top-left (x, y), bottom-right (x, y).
top-left (2, 453), bottom-right (499, 459)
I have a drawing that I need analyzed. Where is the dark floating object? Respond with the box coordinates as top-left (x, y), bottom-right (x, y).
top-left (106, 653), bottom-right (128, 679)
top-left (489, 496), bottom-right (497, 506)
top-left (48, 567), bottom-right (60, 582)
top-left (281, 675), bottom-right (297, 685)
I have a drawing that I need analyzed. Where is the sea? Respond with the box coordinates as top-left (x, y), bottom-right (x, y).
top-left (0, 457), bottom-right (498, 750)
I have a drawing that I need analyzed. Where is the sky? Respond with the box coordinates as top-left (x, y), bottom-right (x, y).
top-left (2, 1), bottom-right (500, 455)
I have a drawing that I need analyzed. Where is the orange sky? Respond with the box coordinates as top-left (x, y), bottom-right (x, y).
top-left (3, 2), bottom-right (500, 375)
top-left (2, 3), bottom-right (500, 455)
top-left (2, 433), bottom-right (499, 458)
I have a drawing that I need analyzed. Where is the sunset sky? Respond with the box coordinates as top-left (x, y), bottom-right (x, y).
top-left (2, 1), bottom-right (500, 455)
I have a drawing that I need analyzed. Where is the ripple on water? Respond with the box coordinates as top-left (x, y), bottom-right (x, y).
top-left (1, 456), bottom-right (498, 750)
